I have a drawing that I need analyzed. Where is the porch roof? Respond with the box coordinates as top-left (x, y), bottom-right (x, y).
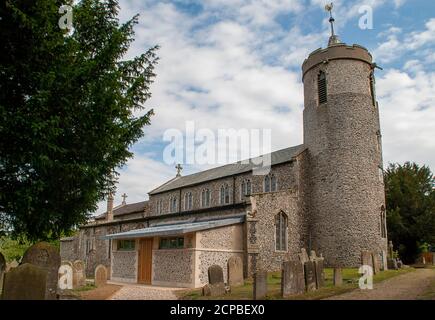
top-left (102, 214), bottom-right (245, 240)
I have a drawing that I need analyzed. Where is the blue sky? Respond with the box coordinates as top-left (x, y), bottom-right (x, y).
top-left (96, 0), bottom-right (435, 213)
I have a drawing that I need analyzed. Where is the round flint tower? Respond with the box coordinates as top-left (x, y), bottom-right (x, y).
top-left (302, 28), bottom-right (387, 266)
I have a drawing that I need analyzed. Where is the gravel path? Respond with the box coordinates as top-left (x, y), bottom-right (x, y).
top-left (108, 283), bottom-right (181, 300)
top-left (325, 268), bottom-right (435, 300)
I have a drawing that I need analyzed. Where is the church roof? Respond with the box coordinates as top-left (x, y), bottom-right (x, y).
top-left (149, 144), bottom-right (306, 195)
top-left (94, 200), bottom-right (148, 220)
top-left (102, 214), bottom-right (245, 239)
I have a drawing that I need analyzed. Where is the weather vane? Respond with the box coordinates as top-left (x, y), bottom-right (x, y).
top-left (325, 2), bottom-right (341, 46)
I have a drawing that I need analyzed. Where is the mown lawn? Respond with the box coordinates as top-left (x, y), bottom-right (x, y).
top-left (178, 267), bottom-right (416, 300)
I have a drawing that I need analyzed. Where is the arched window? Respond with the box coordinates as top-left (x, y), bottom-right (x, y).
top-left (241, 179), bottom-right (252, 199)
top-left (370, 72), bottom-right (376, 106)
top-left (220, 183), bottom-right (230, 204)
top-left (156, 199), bottom-right (163, 215)
top-left (201, 189), bottom-right (211, 207)
top-left (275, 211), bottom-right (288, 251)
top-left (318, 71), bottom-right (327, 104)
top-left (184, 192), bottom-right (193, 211)
top-left (264, 174), bottom-right (277, 192)
top-left (169, 196), bottom-right (177, 213)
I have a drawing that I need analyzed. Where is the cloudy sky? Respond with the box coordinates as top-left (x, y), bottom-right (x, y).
top-left (96, 0), bottom-right (435, 213)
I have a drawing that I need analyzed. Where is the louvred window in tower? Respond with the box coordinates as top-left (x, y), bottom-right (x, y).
top-left (318, 70), bottom-right (327, 104)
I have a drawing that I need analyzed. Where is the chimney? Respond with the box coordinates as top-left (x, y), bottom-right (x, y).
top-left (107, 192), bottom-right (114, 221)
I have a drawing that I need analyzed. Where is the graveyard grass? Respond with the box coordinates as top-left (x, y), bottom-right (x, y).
top-left (178, 267), bottom-right (416, 300)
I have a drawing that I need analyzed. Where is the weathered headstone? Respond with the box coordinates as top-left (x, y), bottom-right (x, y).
top-left (202, 283), bottom-right (226, 296)
top-left (361, 251), bottom-right (373, 269)
top-left (304, 261), bottom-right (316, 292)
top-left (371, 253), bottom-right (380, 274)
top-left (397, 260), bottom-right (403, 269)
top-left (380, 250), bottom-right (388, 271)
top-left (387, 259), bottom-right (398, 270)
top-left (22, 241), bottom-right (61, 300)
top-left (314, 259), bottom-right (325, 289)
top-left (253, 270), bottom-right (267, 300)
top-left (298, 248), bottom-right (309, 265)
top-left (227, 256), bottom-right (243, 287)
top-left (94, 264), bottom-right (108, 287)
top-left (281, 261), bottom-right (305, 297)
top-left (58, 263), bottom-right (74, 290)
top-left (333, 268), bottom-right (343, 286)
top-left (0, 252), bottom-right (5, 294)
top-left (388, 241), bottom-right (394, 259)
top-left (208, 265), bottom-right (224, 285)
top-left (73, 260), bottom-right (86, 288)
top-left (309, 250), bottom-right (317, 261)
top-left (2, 263), bottom-right (47, 300)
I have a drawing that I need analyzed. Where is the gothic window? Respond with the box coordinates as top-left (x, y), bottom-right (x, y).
top-left (201, 188), bottom-right (211, 207)
top-left (380, 205), bottom-right (387, 238)
top-left (169, 196), bottom-right (177, 213)
top-left (156, 199), bottom-right (163, 214)
top-left (370, 72), bottom-right (376, 106)
top-left (318, 71), bottom-right (327, 104)
top-left (220, 183), bottom-right (230, 204)
top-left (241, 179), bottom-right (252, 199)
top-left (184, 192), bottom-right (193, 211)
top-left (264, 174), bottom-right (277, 192)
top-left (275, 211), bottom-right (288, 251)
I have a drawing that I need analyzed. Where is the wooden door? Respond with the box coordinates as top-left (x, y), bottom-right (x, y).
top-left (138, 238), bottom-right (153, 284)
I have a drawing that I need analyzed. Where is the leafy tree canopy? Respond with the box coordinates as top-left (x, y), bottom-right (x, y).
top-left (385, 162), bottom-right (435, 263)
top-left (0, 0), bottom-right (158, 241)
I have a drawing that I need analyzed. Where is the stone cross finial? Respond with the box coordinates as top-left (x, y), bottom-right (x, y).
top-left (175, 163), bottom-right (183, 177)
top-left (121, 193), bottom-right (128, 205)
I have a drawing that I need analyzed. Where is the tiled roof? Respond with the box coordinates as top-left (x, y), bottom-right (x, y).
top-left (149, 145), bottom-right (305, 195)
top-left (95, 200), bottom-right (148, 220)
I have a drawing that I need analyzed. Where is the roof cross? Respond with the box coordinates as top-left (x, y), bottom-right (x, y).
top-left (175, 163), bottom-right (183, 177)
top-left (121, 193), bottom-right (128, 205)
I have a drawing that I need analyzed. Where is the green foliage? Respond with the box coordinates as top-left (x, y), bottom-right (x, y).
top-left (0, 0), bottom-right (158, 241)
top-left (0, 236), bottom-right (32, 262)
top-left (385, 162), bottom-right (435, 263)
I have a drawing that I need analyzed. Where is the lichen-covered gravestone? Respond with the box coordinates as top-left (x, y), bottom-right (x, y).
top-left (0, 252), bottom-right (6, 294)
top-left (281, 261), bottom-right (305, 297)
top-left (208, 265), bottom-right (224, 285)
top-left (2, 263), bottom-right (47, 300)
top-left (94, 265), bottom-right (108, 287)
top-left (333, 268), bottom-right (343, 286)
top-left (227, 256), bottom-right (244, 287)
top-left (371, 253), bottom-right (380, 274)
top-left (304, 261), bottom-right (316, 292)
top-left (73, 260), bottom-right (86, 288)
top-left (361, 251), bottom-right (373, 270)
top-left (298, 248), bottom-right (309, 265)
top-left (253, 269), bottom-right (267, 300)
top-left (22, 241), bottom-right (61, 300)
top-left (314, 259), bottom-right (325, 289)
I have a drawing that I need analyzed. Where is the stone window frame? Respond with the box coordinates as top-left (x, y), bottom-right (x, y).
top-left (169, 196), bottom-right (178, 213)
top-left (317, 70), bottom-right (327, 105)
top-left (201, 188), bottom-right (211, 208)
top-left (241, 179), bottom-right (252, 200)
top-left (274, 211), bottom-right (288, 252)
top-left (220, 183), bottom-right (230, 205)
top-left (184, 192), bottom-right (193, 211)
top-left (263, 174), bottom-right (277, 193)
top-left (156, 199), bottom-right (163, 215)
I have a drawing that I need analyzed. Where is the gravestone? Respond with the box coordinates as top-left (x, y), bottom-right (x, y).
top-left (202, 283), bottom-right (226, 296)
top-left (22, 241), bottom-right (61, 300)
top-left (0, 252), bottom-right (5, 294)
top-left (333, 268), bottom-right (343, 286)
top-left (6, 260), bottom-right (18, 272)
top-left (73, 260), bottom-right (86, 288)
top-left (227, 256), bottom-right (243, 287)
top-left (281, 261), bottom-right (305, 297)
top-left (387, 259), bottom-right (398, 270)
top-left (94, 265), bottom-right (108, 287)
top-left (380, 250), bottom-right (388, 271)
top-left (388, 241), bottom-right (394, 259)
top-left (253, 270), bottom-right (267, 300)
top-left (314, 259), bottom-right (325, 288)
top-left (371, 253), bottom-right (380, 274)
top-left (361, 251), bottom-right (373, 269)
top-left (58, 263), bottom-right (74, 290)
top-left (298, 248), bottom-right (309, 265)
top-left (309, 250), bottom-right (317, 261)
top-left (2, 263), bottom-right (47, 300)
top-left (397, 260), bottom-right (403, 269)
top-left (304, 261), bottom-right (316, 292)
top-left (208, 265), bottom-right (224, 285)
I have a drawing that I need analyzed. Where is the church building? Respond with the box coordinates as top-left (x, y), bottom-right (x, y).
top-left (60, 20), bottom-right (388, 288)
